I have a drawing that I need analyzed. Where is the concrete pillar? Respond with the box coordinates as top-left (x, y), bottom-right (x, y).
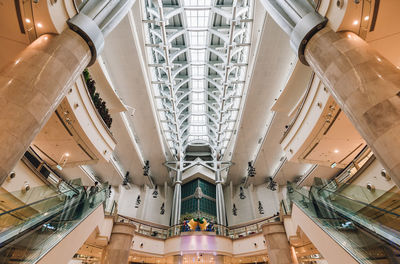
top-left (305, 28), bottom-right (400, 187)
top-left (101, 222), bottom-right (136, 264)
top-left (0, 29), bottom-right (91, 185)
top-left (261, 222), bottom-right (292, 264)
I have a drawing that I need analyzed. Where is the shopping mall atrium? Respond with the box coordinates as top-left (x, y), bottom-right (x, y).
top-left (0, 0), bottom-right (400, 263)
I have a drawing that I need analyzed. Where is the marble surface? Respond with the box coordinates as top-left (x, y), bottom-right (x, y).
top-left (0, 29), bottom-right (90, 184)
top-left (101, 222), bottom-right (136, 264)
top-left (305, 28), bottom-right (400, 187)
top-left (262, 222), bottom-right (292, 264)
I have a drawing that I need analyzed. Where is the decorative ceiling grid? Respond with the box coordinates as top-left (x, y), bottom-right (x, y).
top-left (143, 0), bottom-right (252, 161)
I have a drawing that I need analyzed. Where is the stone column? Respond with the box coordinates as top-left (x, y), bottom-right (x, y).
top-left (0, 29), bottom-right (91, 185)
top-left (0, 0), bottom-right (136, 185)
top-left (305, 28), bottom-right (400, 187)
top-left (171, 170), bottom-right (182, 226)
top-left (261, 222), bottom-right (292, 264)
top-left (215, 170), bottom-right (227, 226)
top-left (101, 222), bottom-right (136, 264)
top-left (215, 255), bottom-right (225, 263)
top-left (259, 0), bottom-right (400, 187)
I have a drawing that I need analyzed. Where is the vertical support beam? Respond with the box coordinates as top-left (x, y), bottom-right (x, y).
top-left (171, 169), bottom-right (182, 226)
top-left (0, 30), bottom-right (91, 185)
top-left (261, 222), bottom-right (292, 264)
top-left (0, 0), bottom-right (135, 185)
top-left (305, 28), bottom-right (400, 188)
top-left (259, 0), bottom-right (400, 187)
top-left (101, 222), bottom-right (136, 264)
top-left (215, 170), bottom-right (227, 226)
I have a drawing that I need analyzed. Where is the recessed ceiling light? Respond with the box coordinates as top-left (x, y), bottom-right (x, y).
top-left (353, 20), bottom-right (359, 25)
top-left (37, 23), bottom-right (43, 28)
top-left (25, 18), bottom-right (31, 23)
top-left (364, 16), bottom-right (369, 21)
top-left (65, 153), bottom-right (70, 157)
top-left (334, 149), bottom-right (339, 153)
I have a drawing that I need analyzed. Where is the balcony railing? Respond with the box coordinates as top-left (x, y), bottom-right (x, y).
top-left (82, 70), bottom-right (113, 129)
top-left (116, 214), bottom-right (280, 240)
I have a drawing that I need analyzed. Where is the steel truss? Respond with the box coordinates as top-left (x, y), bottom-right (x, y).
top-left (143, 0), bottom-right (252, 162)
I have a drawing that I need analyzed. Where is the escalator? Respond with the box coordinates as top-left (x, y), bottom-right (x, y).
top-left (287, 182), bottom-right (400, 263)
top-left (0, 183), bottom-right (108, 263)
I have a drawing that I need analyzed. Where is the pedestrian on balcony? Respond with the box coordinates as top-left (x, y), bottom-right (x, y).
top-left (88, 181), bottom-right (99, 208)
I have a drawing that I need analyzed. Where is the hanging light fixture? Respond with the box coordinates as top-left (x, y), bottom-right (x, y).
top-left (258, 201), bottom-right (264, 214)
top-left (135, 195), bottom-right (141, 208)
top-left (239, 186), bottom-right (246, 199)
top-left (232, 204), bottom-right (237, 216)
top-left (160, 202), bottom-right (165, 215)
top-left (143, 160), bottom-right (150, 176)
top-left (247, 161), bottom-right (256, 177)
top-left (152, 185), bottom-right (159, 198)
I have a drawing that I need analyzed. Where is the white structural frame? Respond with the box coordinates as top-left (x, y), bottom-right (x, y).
top-left (142, 0), bottom-right (253, 162)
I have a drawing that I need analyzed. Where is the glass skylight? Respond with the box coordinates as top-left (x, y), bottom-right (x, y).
top-left (143, 0), bottom-right (252, 159)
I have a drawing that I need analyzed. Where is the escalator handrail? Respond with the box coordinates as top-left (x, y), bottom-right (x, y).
top-left (0, 188), bottom-right (83, 217)
top-left (35, 187), bottom-right (108, 262)
top-left (313, 186), bottom-right (400, 218)
top-left (288, 190), bottom-right (366, 264)
top-left (0, 186), bottom-right (107, 250)
top-left (290, 186), bottom-right (400, 249)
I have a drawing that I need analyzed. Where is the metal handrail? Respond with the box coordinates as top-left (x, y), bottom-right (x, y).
top-left (0, 189), bottom-right (78, 217)
top-left (314, 186), bottom-right (400, 218)
top-left (117, 213), bottom-right (280, 240)
top-left (279, 72), bottom-right (315, 144)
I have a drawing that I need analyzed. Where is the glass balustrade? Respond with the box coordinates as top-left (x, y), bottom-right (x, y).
top-left (116, 214), bottom-right (280, 240)
top-left (0, 184), bottom-right (107, 263)
top-left (288, 182), bottom-right (400, 263)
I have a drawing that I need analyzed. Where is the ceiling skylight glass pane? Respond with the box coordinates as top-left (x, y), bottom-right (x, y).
top-left (186, 10), bottom-right (209, 28)
top-left (192, 80), bottom-right (204, 91)
top-left (191, 65), bottom-right (205, 77)
top-left (184, 0), bottom-right (211, 7)
top-left (190, 49), bottom-right (206, 62)
top-left (143, 0), bottom-right (251, 158)
top-left (188, 31), bottom-right (207, 46)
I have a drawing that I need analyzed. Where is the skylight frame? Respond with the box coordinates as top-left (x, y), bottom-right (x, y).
top-left (142, 0), bottom-right (253, 160)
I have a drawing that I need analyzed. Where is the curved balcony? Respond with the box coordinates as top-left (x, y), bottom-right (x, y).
top-left (61, 73), bottom-right (117, 162)
top-left (117, 215), bottom-right (276, 259)
top-left (280, 74), bottom-right (366, 168)
top-left (32, 72), bottom-right (117, 169)
top-left (117, 214), bottom-right (279, 240)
